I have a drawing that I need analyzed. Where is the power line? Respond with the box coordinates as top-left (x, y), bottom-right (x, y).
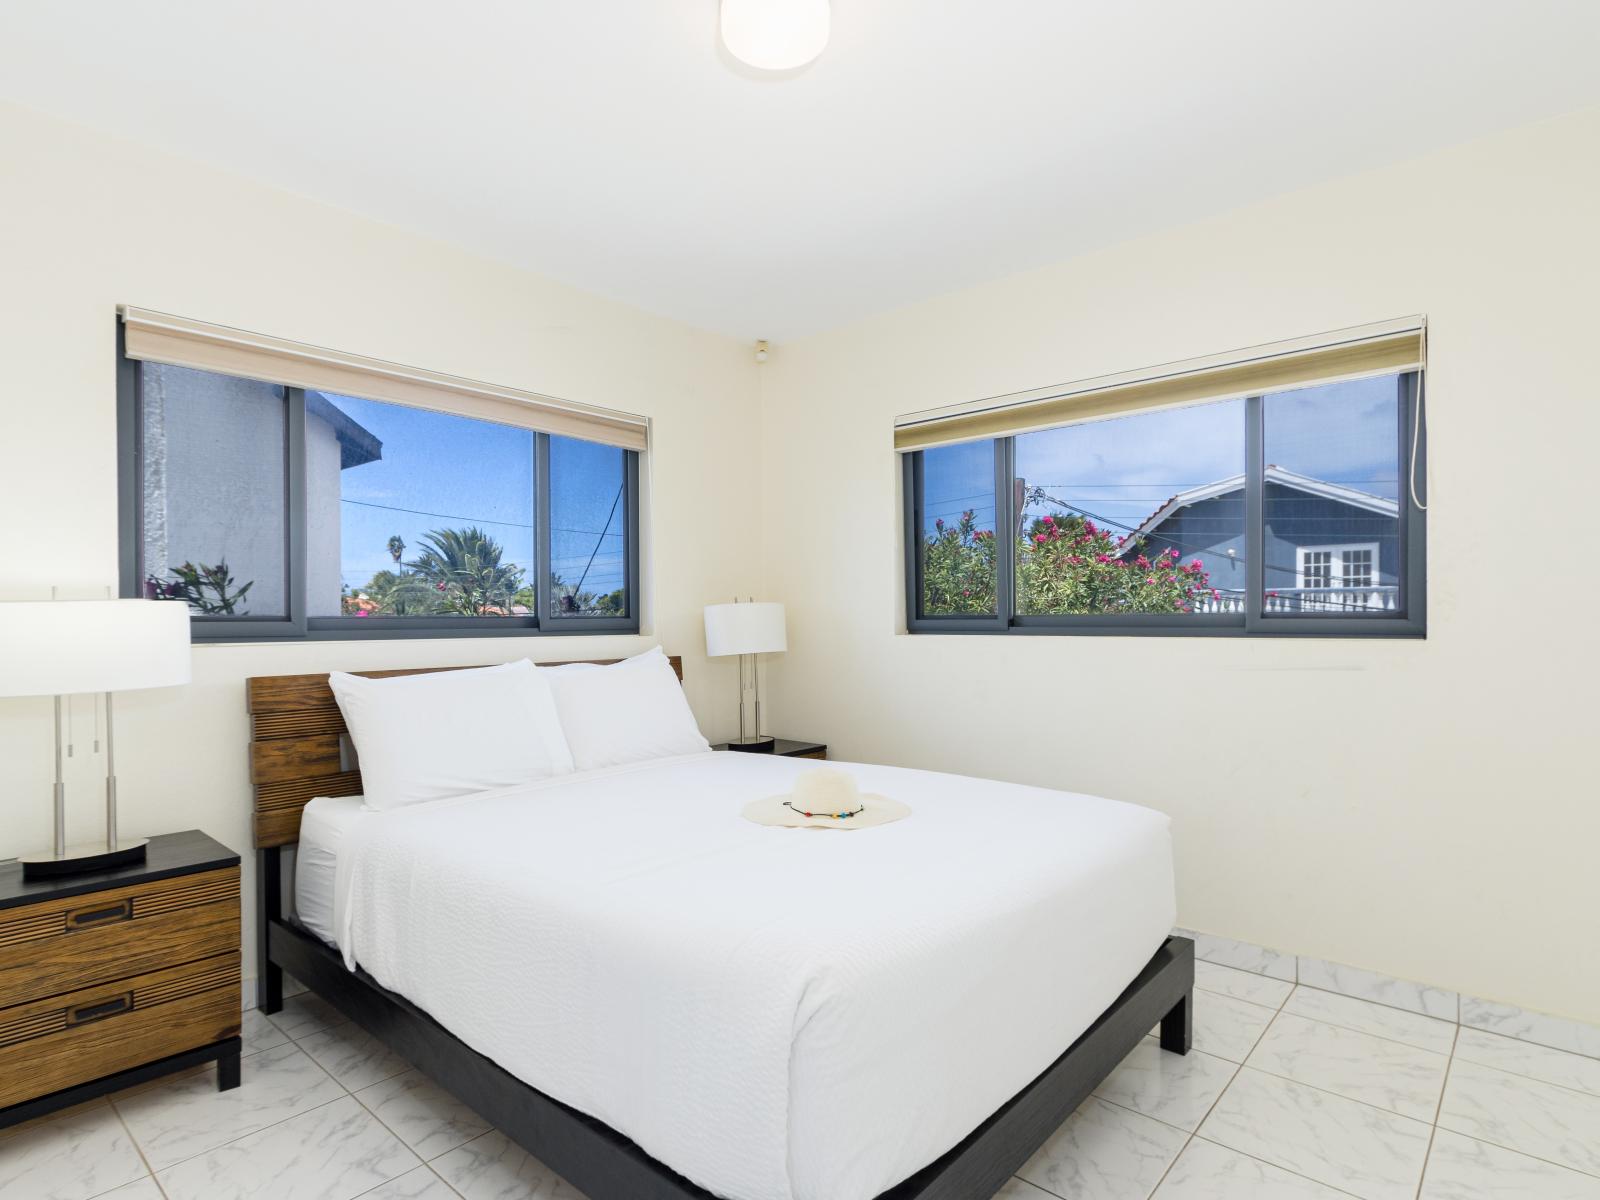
top-left (571, 485), bottom-right (623, 598)
top-left (339, 497), bottom-right (620, 538)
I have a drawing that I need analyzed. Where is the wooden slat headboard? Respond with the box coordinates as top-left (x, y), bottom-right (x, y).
top-left (246, 657), bottom-right (684, 848)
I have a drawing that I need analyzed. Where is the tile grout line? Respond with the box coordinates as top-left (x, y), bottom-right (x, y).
top-left (1281, 996), bottom-right (1456, 1056)
top-left (120, 1092), bottom-right (353, 1181)
top-left (1228, 1059), bottom-right (1439, 1128)
top-left (1414, 1021), bottom-right (1462, 1200)
top-left (1187, 1133), bottom-right (1370, 1200)
top-left (1443, 1051), bottom-right (1600, 1103)
top-left (103, 1098), bottom-right (165, 1200)
top-left (1139, 992), bottom-right (1280, 1198)
top-left (1430, 1129), bottom-right (1600, 1185)
top-left (1273, 1006), bottom-right (1454, 1059)
top-left (1291, 980), bottom-right (1460, 1029)
top-left (1200, 945), bottom-right (1600, 1065)
top-left (111, 1028), bottom-right (355, 1179)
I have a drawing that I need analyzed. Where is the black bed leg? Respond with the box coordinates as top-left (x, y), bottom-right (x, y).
top-left (256, 846), bottom-right (284, 1014)
top-left (1160, 990), bottom-right (1192, 1055)
top-left (217, 1044), bottom-right (241, 1091)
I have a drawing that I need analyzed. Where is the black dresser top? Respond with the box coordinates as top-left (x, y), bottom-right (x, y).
top-left (0, 830), bottom-right (240, 911)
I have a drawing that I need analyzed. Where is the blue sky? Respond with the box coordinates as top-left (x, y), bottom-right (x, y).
top-left (324, 395), bottom-right (626, 599)
top-left (923, 374), bottom-right (1401, 543)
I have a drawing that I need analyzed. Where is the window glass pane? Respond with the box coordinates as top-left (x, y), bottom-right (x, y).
top-left (919, 440), bottom-right (998, 616)
top-left (1263, 373), bottom-right (1403, 614)
top-left (307, 393), bottom-right (534, 618)
top-left (549, 436), bottom-right (629, 618)
top-left (139, 363), bottom-right (287, 618)
top-left (1014, 398), bottom-right (1246, 614)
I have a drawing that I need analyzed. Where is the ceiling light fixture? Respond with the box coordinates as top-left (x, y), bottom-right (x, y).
top-left (720, 0), bottom-right (830, 71)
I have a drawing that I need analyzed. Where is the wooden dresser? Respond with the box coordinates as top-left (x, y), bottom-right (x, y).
top-left (0, 830), bottom-right (242, 1128)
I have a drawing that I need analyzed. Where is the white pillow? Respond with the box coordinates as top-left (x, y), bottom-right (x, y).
top-left (542, 648), bottom-right (710, 770)
top-left (328, 660), bottom-right (574, 810)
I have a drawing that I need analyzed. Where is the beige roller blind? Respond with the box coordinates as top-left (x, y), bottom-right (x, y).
top-left (894, 319), bottom-right (1425, 452)
top-left (121, 307), bottom-right (649, 452)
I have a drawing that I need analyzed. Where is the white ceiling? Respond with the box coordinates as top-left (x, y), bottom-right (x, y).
top-left (3, 2), bottom-right (1598, 342)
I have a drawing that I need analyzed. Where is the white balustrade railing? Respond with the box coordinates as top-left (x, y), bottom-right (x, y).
top-left (1193, 586), bottom-right (1399, 614)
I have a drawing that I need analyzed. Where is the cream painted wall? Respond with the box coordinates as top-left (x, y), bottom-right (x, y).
top-left (0, 102), bottom-right (761, 987)
top-left (757, 107), bottom-right (1600, 1023)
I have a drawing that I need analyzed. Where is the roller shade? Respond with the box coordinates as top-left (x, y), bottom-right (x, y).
top-left (895, 318), bottom-right (1425, 452)
top-left (121, 306), bottom-right (650, 452)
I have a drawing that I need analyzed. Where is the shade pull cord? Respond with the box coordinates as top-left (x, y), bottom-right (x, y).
top-left (1410, 324), bottom-right (1429, 512)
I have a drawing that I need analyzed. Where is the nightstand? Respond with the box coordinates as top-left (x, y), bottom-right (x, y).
top-left (712, 738), bottom-right (827, 760)
top-left (0, 830), bottom-right (242, 1129)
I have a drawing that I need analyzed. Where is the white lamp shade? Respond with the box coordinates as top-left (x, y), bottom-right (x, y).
top-left (704, 602), bottom-right (787, 657)
top-left (0, 600), bottom-right (192, 697)
top-left (720, 0), bottom-right (830, 71)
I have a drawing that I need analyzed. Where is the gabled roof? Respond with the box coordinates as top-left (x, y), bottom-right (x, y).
top-left (1129, 466), bottom-right (1397, 542)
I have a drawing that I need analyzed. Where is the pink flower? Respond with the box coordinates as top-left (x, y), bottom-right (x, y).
top-left (1041, 515), bottom-right (1054, 525)
top-left (1066, 555), bottom-right (1083, 565)
top-left (935, 517), bottom-right (944, 530)
top-left (1212, 589), bottom-right (1221, 599)
top-left (1190, 559), bottom-right (1203, 571)
top-left (1034, 534), bottom-right (1047, 544)
top-left (1136, 555), bottom-right (1150, 568)
top-left (1083, 520), bottom-right (1098, 535)
top-left (1095, 553), bottom-right (1110, 564)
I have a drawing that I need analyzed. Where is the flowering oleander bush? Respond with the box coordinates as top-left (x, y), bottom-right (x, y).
top-left (922, 508), bottom-right (1216, 616)
top-left (922, 509), bottom-right (998, 614)
top-left (144, 560), bottom-right (254, 615)
top-left (1015, 514), bottom-right (1211, 614)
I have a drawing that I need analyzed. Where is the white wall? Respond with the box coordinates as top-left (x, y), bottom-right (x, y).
top-left (4, 96), bottom-right (1596, 1026)
top-left (0, 102), bottom-right (762, 988)
top-left (757, 107), bottom-right (1600, 1024)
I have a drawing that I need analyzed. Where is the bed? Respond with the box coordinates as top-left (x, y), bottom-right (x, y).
top-left (250, 659), bottom-right (1194, 1200)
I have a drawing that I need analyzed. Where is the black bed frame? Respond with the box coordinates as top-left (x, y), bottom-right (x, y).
top-left (258, 843), bottom-right (1193, 1200)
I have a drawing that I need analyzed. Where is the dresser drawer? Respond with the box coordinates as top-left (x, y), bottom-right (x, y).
top-left (0, 951), bottom-right (239, 1109)
top-left (0, 867), bottom-right (239, 1009)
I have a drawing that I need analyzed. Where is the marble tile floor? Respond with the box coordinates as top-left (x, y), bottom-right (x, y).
top-left (6, 969), bottom-right (1600, 1200)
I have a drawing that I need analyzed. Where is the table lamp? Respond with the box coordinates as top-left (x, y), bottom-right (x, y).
top-left (0, 599), bottom-right (191, 879)
top-left (703, 599), bottom-right (786, 751)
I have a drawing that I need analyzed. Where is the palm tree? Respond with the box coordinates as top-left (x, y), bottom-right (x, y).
top-left (387, 535), bottom-right (406, 565)
top-left (357, 569), bottom-right (439, 616)
top-left (406, 527), bottom-right (525, 615)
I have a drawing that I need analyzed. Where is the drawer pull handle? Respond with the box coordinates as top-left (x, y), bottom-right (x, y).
top-left (67, 994), bottom-right (131, 1026)
top-left (67, 900), bottom-right (131, 930)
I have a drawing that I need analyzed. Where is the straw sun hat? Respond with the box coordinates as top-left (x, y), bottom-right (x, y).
top-left (742, 767), bottom-right (910, 830)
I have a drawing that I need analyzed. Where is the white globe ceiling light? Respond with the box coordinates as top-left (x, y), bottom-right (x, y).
top-left (720, 0), bottom-right (830, 71)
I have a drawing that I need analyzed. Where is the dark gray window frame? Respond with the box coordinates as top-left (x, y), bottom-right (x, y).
top-left (116, 322), bottom-right (641, 643)
top-left (903, 372), bottom-right (1426, 639)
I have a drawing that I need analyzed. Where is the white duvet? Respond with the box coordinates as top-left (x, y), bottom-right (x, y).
top-left (333, 752), bottom-right (1175, 1200)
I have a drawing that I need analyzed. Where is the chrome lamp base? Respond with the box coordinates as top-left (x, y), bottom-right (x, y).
top-left (21, 837), bottom-right (149, 881)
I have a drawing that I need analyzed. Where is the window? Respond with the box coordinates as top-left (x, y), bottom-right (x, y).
top-left (903, 369), bottom-right (1424, 637)
top-left (1293, 544), bottom-right (1381, 611)
top-left (119, 334), bottom-right (640, 641)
